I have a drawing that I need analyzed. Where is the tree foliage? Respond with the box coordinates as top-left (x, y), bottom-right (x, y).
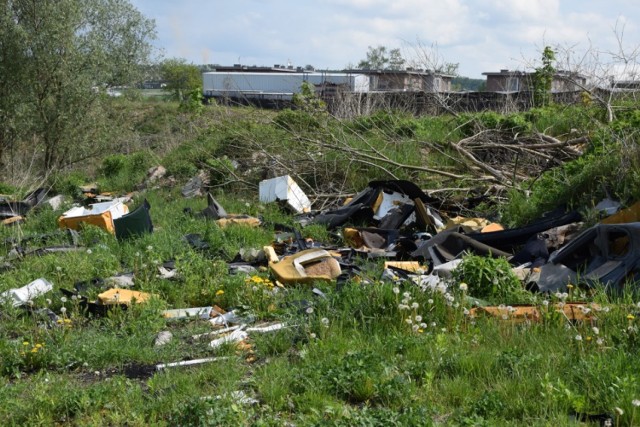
top-left (0, 0), bottom-right (156, 174)
top-left (532, 46), bottom-right (556, 107)
top-left (357, 45), bottom-right (405, 70)
top-left (160, 58), bottom-right (203, 102)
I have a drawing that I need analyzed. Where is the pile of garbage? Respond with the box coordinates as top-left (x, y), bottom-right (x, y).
top-left (3, 174), bottom-right (640, 370)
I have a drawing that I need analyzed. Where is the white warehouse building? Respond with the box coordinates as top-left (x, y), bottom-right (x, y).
top-left (202, 72), bottom-right (370, 100)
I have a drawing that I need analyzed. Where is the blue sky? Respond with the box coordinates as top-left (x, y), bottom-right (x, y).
top-left (130, 0), bottom-right (639, 78)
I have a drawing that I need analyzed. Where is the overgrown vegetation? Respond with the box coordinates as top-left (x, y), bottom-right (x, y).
top-left (2, 58), bottom-right (640, 424)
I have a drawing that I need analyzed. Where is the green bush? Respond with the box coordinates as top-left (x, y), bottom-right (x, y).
top-left (453, 254), bottom-right (529, 304)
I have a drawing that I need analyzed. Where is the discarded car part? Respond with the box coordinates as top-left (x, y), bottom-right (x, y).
top-left (469, 302), bottom-right (599, 323)
top-left (259, 175), bottom-right (311, 214)
top-left (344, 227), bottom-right (400, 251)
top-left (602, 201), bottom-right (640, 224)
top-left (269, 248), bottom-right (342, 285)
top-left (0, 188), bottom-right (47, 220)
top-left (96, 289), bottom-right (153, 305)
top-left (536, 223), bottom-right (640, 293)
top-left (412, 230), bottom-right (510, 266)
top-left (510, 234), bottom-right (549, 267)
top-left (466, 210), bottom-right (582, 252)
top-left (58, 200), bottom-right (129, 234)
top-left (200, 193), bottom-right (228, 219)
top-left (113, 199), bottom-right (153, 240)
top-left (156, 357), bottom-right (227, 371)
top-left (384, 261), bottom-right (425, 273)
top-left (378, 203), bottom-right (415, 229)
top-left (0, 278), bottom-right (53, 307)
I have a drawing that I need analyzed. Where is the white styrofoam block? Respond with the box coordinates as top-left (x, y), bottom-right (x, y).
top-left (0, 278), bottom-right (53, 307)
top-left (259, 175), bottom-right (311, 213)
top-left (61, 200), bottom-right (128, 220)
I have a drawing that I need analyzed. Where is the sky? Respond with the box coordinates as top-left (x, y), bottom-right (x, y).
top-left (129, 0), bottom-right (639, 79)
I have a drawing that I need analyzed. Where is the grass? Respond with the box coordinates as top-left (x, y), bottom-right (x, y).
top-left (2, 190), bottom-right (640, 425)
top-left (2, 102), bottom-right (640, 425)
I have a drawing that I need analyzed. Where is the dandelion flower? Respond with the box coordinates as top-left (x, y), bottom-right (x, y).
top-left (542, 300), bottom-right (549, 306)
top-left (60, 307), bottom-right (67, 314)
top-left (392, 287), bottom-right (400, 294)
top-left (305, 307), bottom-right (314, 314)
top-left (627, 314), bottom-right (635, 320)
top-left (411, 302), bottom-right (419, 309)
top-left (215, 290), bottom-right (224, 296)
top-left (56, 266), bottom-right (62, 272)
top-left (405, 318), bottom-right (413, 324)
top-left (415, 315), bottom-right (422, 322)
top-left (632, 399), bottom-right (640, 407)
top-left (146, 245), bottom-right (153, 251)
top-left (22, 341), bottom-right (29, 346)
top-left (86, 249), bottom-right (92, 254)
top-left (60, 297), bottom-right (67, 303)
top-left (592, 327), bottom-right (600, 335)
top-left (412, 324), bottom-right (419, 332)
top-left (403, 292), bottom-right (411, 299)
top-left (420, 323), bottom-right (427, 329)
top-left (427, 299), bottom-right (434, 305)
top-left (321, 317), bottom-right (329, 326)
top-left (459, 283), bottom-right (468, 292)
top-left (615, 407), bottom-right (624, 416)
top-left (575, 334), bottom-right (582, 341)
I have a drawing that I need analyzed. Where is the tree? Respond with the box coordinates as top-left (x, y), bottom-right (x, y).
top-left (532, 46), bottom-right (556, 107)
top-left (160, 58), bottom-right (203, 102)
top-left (357, 45), bottom-right (405, 70)
top-left (0, 0), bottom-right (156, 173)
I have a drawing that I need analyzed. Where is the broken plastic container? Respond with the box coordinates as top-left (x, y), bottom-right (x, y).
top-left (58, 200), bottom-right (129, 234)
top-left (259, 175), bottom-right (311, 214)
top-left (0, 278), bottom-right (53, 307)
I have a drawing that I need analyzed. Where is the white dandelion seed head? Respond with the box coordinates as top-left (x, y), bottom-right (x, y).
top-left (632, 399), bottom-right (640, 407)
top-left (60, 297), bottom-right (67, 303)
top-left (415, 315), bottom-right (422, 322)
top-left (597, 338), bottom-right (604, 346)
top-left (60, 307), bottom-right (67, 314)
top-left (412, 324), bottom-right (419, 332)
top-left (411, 302), bottom-right (419, 309)
top-left (615, 407), bottom-right (624, 416)
top-left (321, 317), bottom-right (329, 326)
top-left (575, 334), bottom-right (583, 341)
top-left (305, 307), bottom-right (314, 314)
top-left (592, 327), bottom-right (600, 335)
top-left (392, 287), bottom-right (400, 294)
top-left (420, 323), bottom-right (427, 328)
top-left (428, 299), bottom-right (434, 305)
top-left (459, 283), bottom-right (468, 292)
top-left (405, 318), bottom-right (413, 324)
top-left (86, 249), bottom-right (92, 254)
top-left (542, 300), bottom-right (549, 306)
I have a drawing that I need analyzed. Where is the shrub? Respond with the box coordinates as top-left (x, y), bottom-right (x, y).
top-left (453, 254), bottom-right (529, 304)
